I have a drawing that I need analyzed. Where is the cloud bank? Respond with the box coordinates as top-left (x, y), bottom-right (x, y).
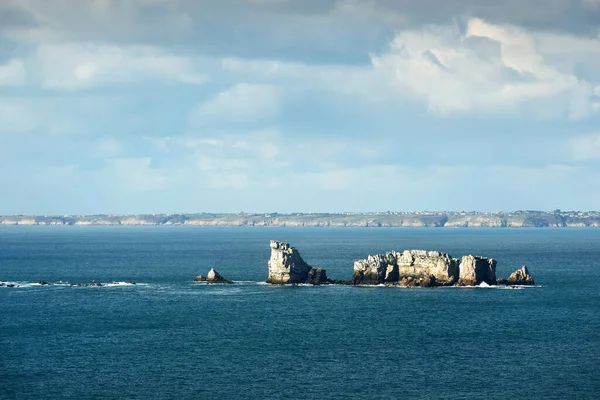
top-left (1, 0), bottom-right (599, 213)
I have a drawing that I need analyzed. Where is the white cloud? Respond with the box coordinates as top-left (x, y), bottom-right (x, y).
top-left (189, 83), bottom-right (280, 125)
top-left (371, 18), bottom-right (600, 118)
top-left (35, 44), bottom-right (205, 90)
top-left (108, 157), bottom-right (167, 190)
top-left (571, 134), bottom-right (600, 161)
top-left (0, 60), bottom-right (27, 86)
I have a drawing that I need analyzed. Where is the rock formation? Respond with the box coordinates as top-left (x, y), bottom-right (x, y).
top-left (194, 268), bottom-right (233, 284)
top-left (265, 240), bottom-right (534, 288)
top-left (352, 250), bottom-right (459, 286)
top-left (305, 267), bottom-right (329, 285)
top-left (266, 240), bottom-right (332, 284)
top-left (458, 255), bottom-right (497, 286)
top-left (505, 265), bottom-right (535, 285)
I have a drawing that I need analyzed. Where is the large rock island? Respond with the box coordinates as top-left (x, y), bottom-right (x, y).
top-left (352, 250), bottom-right (505, 286)
top-left (267, 240), bottom-right (534, 287)
top-left (351, 250), bottom-right (460, 286)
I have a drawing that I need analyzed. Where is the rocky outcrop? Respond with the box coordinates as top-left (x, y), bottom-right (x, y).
top-left (352, 250), bottom-right (459, 286)
top-left (194, 268), bottom-right (233, 284)
top-left (458, 255), bottom-right (497, 285)
top-left (267, 240), bottom-right (332, 284)
top-left (305, 268), bottom-right (329, 285)
top-left (264, 240), bottom-right (533, 288)
top-left (505, 265), bottom-right (535, 285)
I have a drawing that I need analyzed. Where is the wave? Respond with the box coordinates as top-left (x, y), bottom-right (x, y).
top-left (0, 280), bottom-right (143, 289)
top-left (103, 281), bottom-right (138, 287)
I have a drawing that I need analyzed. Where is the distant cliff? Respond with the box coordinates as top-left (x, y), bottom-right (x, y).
top-left (1, 211), bottom-right (599, 227)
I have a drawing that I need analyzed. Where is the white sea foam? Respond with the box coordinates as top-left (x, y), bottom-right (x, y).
top-left (1, 280), bottom-right (145, 288)
top-left (104, 281), bottom-right (137, 287)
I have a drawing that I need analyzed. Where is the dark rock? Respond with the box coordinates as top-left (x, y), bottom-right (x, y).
top-left (194, 270), bottom-right (234, 283)
top-left (39, 280), bottom-right (51, 286)
top-left (305, 268), bottom-right (330, 285)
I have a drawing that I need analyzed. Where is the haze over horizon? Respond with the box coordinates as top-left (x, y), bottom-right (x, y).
top-left (1, 0), bottom-right (600, 215)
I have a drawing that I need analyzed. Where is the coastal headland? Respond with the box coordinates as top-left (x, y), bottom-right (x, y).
top-left (1, 210), bottom-right (599, 227)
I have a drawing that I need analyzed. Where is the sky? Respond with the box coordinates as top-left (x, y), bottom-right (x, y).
top-left (1, 0), bottom-right (600, 214)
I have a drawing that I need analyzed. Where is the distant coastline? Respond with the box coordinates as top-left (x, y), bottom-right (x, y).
top-left (1, 211), bottom-right (599, 227)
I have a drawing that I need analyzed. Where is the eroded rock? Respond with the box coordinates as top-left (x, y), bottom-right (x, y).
top-left (458, 255), bottom-right (497, 286)
top-left (506, 265), bottom-right (535, 285)
top-left (305, 267), bottom-right (328, 285)
top-left (267, 240), bottom-right (313, 284)
top-left (352, 250), bottom-right (459, 286)
top-left (267, 240), bottom-right (332, 284)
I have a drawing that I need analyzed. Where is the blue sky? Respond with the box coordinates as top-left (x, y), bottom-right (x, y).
top-left (1, 0), bottom-right (600, 214)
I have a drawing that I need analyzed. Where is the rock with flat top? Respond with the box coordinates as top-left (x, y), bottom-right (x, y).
top-left (352, 250), bottom-right (459, 286)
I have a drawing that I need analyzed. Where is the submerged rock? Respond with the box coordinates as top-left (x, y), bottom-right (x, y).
top-left (506, 265), bottom-right (535, 285)
top-left (194, 275), bottom-right (207, 282)
top-left (458, 255), bottom-right (497, 286)
top-left (70, 282), bottom-right (103, 287)
top-left (266, 240), bottom-right (332, 284)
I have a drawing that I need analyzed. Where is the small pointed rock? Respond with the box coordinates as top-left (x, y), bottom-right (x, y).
top-left (205, 268), bottom-right (233, 284)
top-left (506, 265), bottom-right (535, 285)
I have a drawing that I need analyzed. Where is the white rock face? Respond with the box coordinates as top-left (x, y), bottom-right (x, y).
top-left (396, 250), bottom-right (459, 283)
top-left (459, 255), bottom-right (497, 285)
top-left (352, 250), bottom-right (459, 285)
top-left (207, 268), bottom-right (218, 281)
top-left (267, 240), bottom-right (313, 284)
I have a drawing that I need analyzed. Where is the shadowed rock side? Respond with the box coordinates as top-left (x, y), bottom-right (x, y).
top-left (352, 250), bottom-right (460, 287)
top-left (267, 240), bottom-right (333, 284)
top-left (194, 268), bottom-right (233, 284)
top-left (458, 255), bottom-right (497, 285)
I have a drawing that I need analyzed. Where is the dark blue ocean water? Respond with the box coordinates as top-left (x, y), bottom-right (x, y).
top-left (1, 227), bottom-right (599, 399)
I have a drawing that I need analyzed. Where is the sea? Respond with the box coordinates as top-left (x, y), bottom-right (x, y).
top-left (1, 226), bottom-right (599, 399)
